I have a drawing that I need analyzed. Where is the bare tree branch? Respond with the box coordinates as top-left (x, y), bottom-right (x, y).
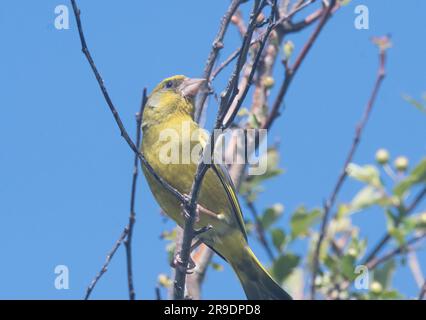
top-left (282, 0), bottom-right (340, 34)
top-left (83, 90), bottom-right (146, 300)
top-left (262, 0), bottom-right (337, 129)
top-left (84, 227), bottom-right (128, 299)
top-left (123, 89), bottom-right (147, 300)
top-left (366, 233), bottom-right (425, 270)
top-left (186, 244), bottom-right (214, 299)
top-left (211, 0), bottom-right (319, 83)
top-left (70, 0), bottom-right (189, 208)
top-left (195, 0), bottom-right (245, 123)
top-left (310, 36), bottom-right (389, 299)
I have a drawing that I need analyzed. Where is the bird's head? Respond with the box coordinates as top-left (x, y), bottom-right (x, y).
top-left (142, 75), bottom-right (205, 130)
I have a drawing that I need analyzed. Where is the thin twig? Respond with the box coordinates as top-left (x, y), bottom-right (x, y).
top-left (419, 281), bottom-right (426, 300)
top-left (155, 286), bottom-right (162, 300)
top-left (365, 234), bottom-right (425, 270)
top-left (211, 0), bottom-right (319, 83)
top-left (262, 0), bottom-right (337, 129)
top-left (83, 89), bottom-right (146, 301)
top-left (123, 89), bottom-right (147, 300)
top-left (310, 36), bottom-right (388, 299)
top-left (362, 186), bottom-right (426, 265)
top-left (231, 10), bottom-right (247, 37)
top-left (70, 0), bottom-right (188, 207)
top-left (283, 0), bottom-right (340, 34)
top-left (222, 6), bottom-right (278, 128)
top-left (84, 227), bottom-right (128, 299)
top-left (211, 49), bottom-right (241, 82)
top-left (195, 0), bottom-right (244, 123)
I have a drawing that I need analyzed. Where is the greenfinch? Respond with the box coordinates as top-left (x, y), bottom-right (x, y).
top-left (141, 75), bottom-right (291, 300)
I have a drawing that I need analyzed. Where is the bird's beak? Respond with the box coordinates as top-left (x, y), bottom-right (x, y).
top-left (179, 78), bottom-right (206, 98)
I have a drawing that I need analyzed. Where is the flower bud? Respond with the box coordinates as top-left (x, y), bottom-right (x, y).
top-left (347, 248), bottom-right (358, 257)
top-left (370, 281), bottom-right (383, 294)
top-left (263, 76), bottom-right (275, 89)
top-left (394, 156), bottom-right (409, 172)
top-left (283, 41), bottom-right (294, 60)
top-left (375, 148), bottom-right (389, 165)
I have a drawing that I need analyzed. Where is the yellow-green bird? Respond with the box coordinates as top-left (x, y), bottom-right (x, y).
top-left (141, 75), bottom-right (291, 300)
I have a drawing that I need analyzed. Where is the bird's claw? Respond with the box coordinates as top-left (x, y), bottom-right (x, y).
top-left (171, 251), bottom-right (196, 274)
top-left (180, 194), bottom-right (200, 223)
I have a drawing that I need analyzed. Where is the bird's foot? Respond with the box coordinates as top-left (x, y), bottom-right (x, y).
top-left (171, 251), bottom-right (196, 274)
top-left (180, 194), bottom-right (201, 223)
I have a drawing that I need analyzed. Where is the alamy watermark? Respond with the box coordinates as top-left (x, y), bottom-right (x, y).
top-left (156, 122), bottom-right (268, 176)
top-left (54, 5), bottom-right (69, 30)
top-left (54, 265), bottom-right (69, 290)
top-left (354, 5), bottom-right (369, 30)
top-left (354, 265), bottom-right (369, 290)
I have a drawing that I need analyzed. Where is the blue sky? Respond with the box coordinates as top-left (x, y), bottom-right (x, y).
top-left (0, 0), bottom-right (425, 299)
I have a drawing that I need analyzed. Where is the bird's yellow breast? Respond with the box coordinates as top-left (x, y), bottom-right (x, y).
top-left (141, 115), bottom-right (246, 256)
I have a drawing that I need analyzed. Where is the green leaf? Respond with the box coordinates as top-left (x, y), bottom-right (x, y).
top-left (324, 254), bottom-right (339, 273)
top-left (385, 209), bottom-right (408, 246)
top-left (349, 186), bottom-right (390, 212)
top-left (271, 228), bottom-right (286, 251)
top-left (388, 228), bottom-right (406, 247)
top-left (347, 236), bottom-right (367, 260)
top-left (237, 107), bottom-right (250, 117)
top-left (160, 229), bottom-right (177, 241)
top-left (166, 242), bottom-right (176, 265)
top-left (336, 204), bottom-right (351, 219)
top-left (290, 207), bottom-right (322, 239)
top-left (401, 216), bottom-right (418, 234)
top-left (323, 253), bottom-right (358, 281)
top-left (283, 267), bottom-right (303, 297)
top-left (413, 213), bottom-right (426, 231)
top-left (394, 158), bottom-right (426, 197)
top-left (261, 203), bottom-right (284, 229)
top-left (271, 253), bottom-right (300, 284)
top-left (211, 262), bottom-right (224, 272)
top-left (385, 209), bottom-right (398, 230)
top-left (379, 290), bottom-right (403, 299)
top-left (346, 163), bottom-right (382, 188)
top-left (373, 260), bottom-right (395, 290)
top-left (341, 254), bottom-right (357, 281)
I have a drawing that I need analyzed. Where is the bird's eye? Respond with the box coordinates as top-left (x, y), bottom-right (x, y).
top-left (165, 81), bottom-right (174, 89)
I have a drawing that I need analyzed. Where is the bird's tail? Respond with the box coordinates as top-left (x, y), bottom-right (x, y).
top-left (229, 246), bottom-right (292, 300)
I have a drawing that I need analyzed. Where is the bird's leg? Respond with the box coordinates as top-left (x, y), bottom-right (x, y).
top-left (171, 239), bottom-right (204, 274)
top-left (180, 194), bottom-right (200, 223)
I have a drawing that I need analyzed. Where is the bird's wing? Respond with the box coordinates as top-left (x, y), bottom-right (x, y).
top-left (211, 163), bottom-right (248, 241)
top-left (196, 127), bottom-right (247, 241)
